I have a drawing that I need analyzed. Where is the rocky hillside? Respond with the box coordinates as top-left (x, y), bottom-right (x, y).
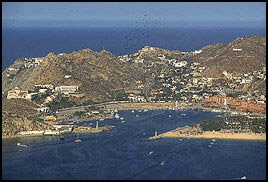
top-left (2, 98), bottom-right (49, 137)
top-left (2, 35), bottom-right (266, 102)
top-left (198, 36), bottom-right (266, 78)
top-left (2, 49), bottom-right (147, 103)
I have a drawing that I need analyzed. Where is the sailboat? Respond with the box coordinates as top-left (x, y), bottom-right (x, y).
top-left (74, 133), bottom-right (82, 143)
top-left (59, 134), bottom-right (64, 141)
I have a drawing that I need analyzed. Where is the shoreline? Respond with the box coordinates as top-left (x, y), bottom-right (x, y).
top-left (150, 131), bottom-right (266, 141)
top-left (3, 102), bottom-right (265, 139)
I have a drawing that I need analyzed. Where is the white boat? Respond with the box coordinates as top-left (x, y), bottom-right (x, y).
top-left (17, 143), bottom-right (27, 147)
top-left (210, 142), bottom-right (214, 145)
top-left (181, 113), bottom-right (187, 116)
top-left (144, 109), bottom-right (148, 112)
top-left (168, 115), bottom-right (171, 118)
top-left (211, 139), bottom-right (216, 142)
top-left (74, 139), bottom-right (82, 143)
top-left (131, 110), bottom-right (135, 113)
top-left (160, 161), bottom-right (165, 166)
top-left (136, 115), bottom-right (139, 117)
top-left (114, 109), bottom-right (118, 113)
top-left (179, 139), bottom-right (183, 141)
top-left (115, 113), bottom-right (120, 119)
top-left (121, 121), bottom-right (125, 123)
top-left (120, 117), bottom-right (124, 120)
top-left (241, 176), bottom-right (247, 180)
top-left (147, 151), bottom-right (154, 155)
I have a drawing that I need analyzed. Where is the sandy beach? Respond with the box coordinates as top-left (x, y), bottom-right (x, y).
top-left (157, 131), bottom-right (266, 141)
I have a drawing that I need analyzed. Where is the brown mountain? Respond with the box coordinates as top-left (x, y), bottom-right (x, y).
top-left (197, 36), bottom-right (266, 78)
top-left (2, 35), bottom-right (266, 103)
top-left (2, 98), bottom-right (49, 137)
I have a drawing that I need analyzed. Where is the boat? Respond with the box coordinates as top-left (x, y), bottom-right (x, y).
top-left (168, 115), bottom-right (171, 118)
top-left (114, 109), bottom-right (118, 113)
top-left (210, 142), bottom-right (214, 145)
top-left (17, 143), bottom-right (27, 147)
top-left (121, 121), bottom-right (125, 123)
top-left (75, 139), bottom-right (82, 143)
top-left (136, 115), bottom-right (139, 117)
top-left (74, 134), bottom-right (82, 143)
top-left (208, 145), bottom-right (212, 147)
top-left (241, 176), bottom-right (247, 180)
top-left (115, 113), bottom-right (120, 119)
top-left (131, 110), bottom-right (135, 113)
top-left (181, 113), bottom-right (187, 116)
top-left (160, 161), bottom-right (165, 166)
top-left (144, 109), bottom-right (148, 112)
top-left (179, 139), bottom-right (183, 141)
top-left (59, 135), bottom-right (64, 140)
top-left (120, 117), bottom-right (124, 120)
top-left (147, 151), bottom-right (154, 155)
top-left (211, 139), bottom-right (216, 142)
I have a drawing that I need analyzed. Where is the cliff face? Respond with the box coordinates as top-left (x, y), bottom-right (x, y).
top-left (2, 98), bottom-right (49, 137)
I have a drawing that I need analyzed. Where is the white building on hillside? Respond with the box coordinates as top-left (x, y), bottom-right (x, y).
top-left (55, 86), bottom-right (79, 94)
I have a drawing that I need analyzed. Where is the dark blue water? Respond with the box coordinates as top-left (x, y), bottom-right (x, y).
top-left (2, 110), bottom-right (266, 180)
top-left (2, 26), bottom-right (266, 71)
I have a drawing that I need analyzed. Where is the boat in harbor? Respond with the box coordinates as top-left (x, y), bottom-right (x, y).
top-left (17, 143), bottom-right (27, 147)
top-left (131, 110), bottom-right (135, 113)
top-left (75, 139), bottom-right (82, 143)
top-left (59, 134), bottom-right (64, 140)
top-left (115, 113), bottom-right (120, 119)
top-left (114, 109), bottom-right (118, 113)
top-left (241, 176), bottom-right (247, 180)
top-left (168, 115), bottom-right (171, 117)
top-left (74, 134), bottom-right (82, 143)
top-left (181, 113), bottom-right (187, 116)
top-left (211, 139), bottom-right (216, 142)
top-left (120, 117), bottom-right (124, 120)
top-left (144, 109), bottom-right (148, 112)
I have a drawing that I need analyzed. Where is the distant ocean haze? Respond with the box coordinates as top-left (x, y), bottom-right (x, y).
top-left (2, 26), bottom-right (266, 71)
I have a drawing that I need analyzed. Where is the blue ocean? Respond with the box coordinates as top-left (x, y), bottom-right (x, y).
top-left (2, 110), bottom-right (266, 180)
top-left (2, 26), bottom-right (266, 71)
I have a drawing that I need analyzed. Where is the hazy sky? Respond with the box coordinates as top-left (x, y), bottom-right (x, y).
top-left (2, 2), bottom-right (266, 28)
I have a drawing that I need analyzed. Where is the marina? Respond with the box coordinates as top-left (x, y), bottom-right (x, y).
top-left (2, 110), bottom-right (266, 180)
